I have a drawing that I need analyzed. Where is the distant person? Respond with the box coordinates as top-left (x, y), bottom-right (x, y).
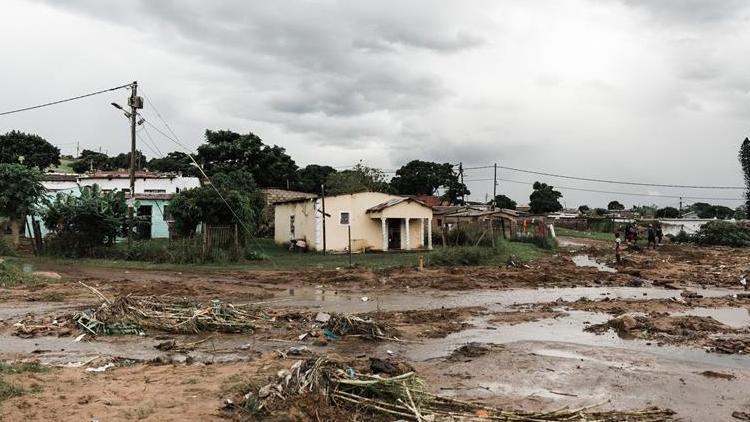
top-left (614, 232), bottom-right (622, 264)
top-left (647, 224), bottom-right (657, 249)
top-left (656, 225), bottom-right (663, 245)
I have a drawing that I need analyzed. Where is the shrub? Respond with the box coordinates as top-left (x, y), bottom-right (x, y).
top-left (244, 246), bottom-right (269, 261)
top-left (692, 221), bottom-right (750, 247)
top-left (0, 237), bottom-right (16, 257)
top-left (125, 241), bottom-right (170, 263)
top-left (0, 261), bottom-right (39, 287)
top-left (429, 246), bottom-right (495, 266)
top-left (511, 234), bottom-right (558, 250)
top-left (672, 230), bottom-right (690, 243)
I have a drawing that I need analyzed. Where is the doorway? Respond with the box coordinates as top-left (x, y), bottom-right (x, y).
top-left (387, 218), bottom-right (401, 250)
top-left (137, 205), bottom-right (153, 240)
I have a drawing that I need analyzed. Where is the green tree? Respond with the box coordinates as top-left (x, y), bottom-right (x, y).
top-left (325, 164), bottom-right (390, 195)
top-left (493, 194), bottom-right (517, 210)
top-left (197, 130), bottom-right (299, 188)
top-left (740, 138), bottom-right (750, 218)
top-left (390, 161), bottom-right (453, 194)
top-left (529, 182), bottom-right (563, 214)
top-left (578, 205), bottom-right (590, 213)
top-left (71, 149), bottom-right (111, 173)
top-left (147, 152), bottom-right (200, 177)
top-left (607, 200), bottom-right (625, 210)
top-left (735, 205), bottom-right (746, 220)
top-left (108, 151), bottom-right (147, 170)
top-left (40, 185), bottom-right (128, 256)
top-left (0, 164), bottom-right (45, 246)
top-left (295, 164), bottom-right (337, 193)
top-left (168, 185), bottom-right (261, 237)
top-left (0, 130), bottom-right (60, 170)
top-left (656, 206), bottom-right (680, 218)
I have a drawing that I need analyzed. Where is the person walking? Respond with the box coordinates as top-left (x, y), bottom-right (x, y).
top-left (614, 232), bottom-right (622, 264)
top-left (656, 225), bottom-right (663, 245)
top-left (647, 224), bottom-right (657, 249)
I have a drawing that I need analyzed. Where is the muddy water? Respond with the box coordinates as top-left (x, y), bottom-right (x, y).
top-left (675, 306), bottom-right (750, 328)
top-left (571, 254), bottom-right (616, 273)
top-left (269, 285), bottom-right (740, 314)
top-left (395, 310), bottom-right (750, 369)
top-left (0, 333), bottom-right (296, 365)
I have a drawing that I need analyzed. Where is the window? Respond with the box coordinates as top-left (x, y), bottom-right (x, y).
top-left (290, 215), bottom-right (295, 238)
top-left (145, 189), bottom-right (167, 193)
top-left (340, 211), bottom-right (350, 225)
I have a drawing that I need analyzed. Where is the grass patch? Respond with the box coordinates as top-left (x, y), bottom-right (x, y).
top-left (556, 227), bottom-right (614, 242)
top-left (0, 379), bottom-right (25, 402)
top-left (0, 235), bottom-right (16, 257)
top-left (0, 362), bottom-right (49, 374)
top-left (0, 260), bottom-right (42, 288)
top-left (31, 237), bottom-right (550, 271)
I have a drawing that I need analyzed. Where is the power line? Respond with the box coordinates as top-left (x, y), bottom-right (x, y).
top-left (495, 177), bottom-right (744, 202)
top-left (0, 83), bottom-right (133, 116)
top-left (497, 165), bottom-right (744, 190)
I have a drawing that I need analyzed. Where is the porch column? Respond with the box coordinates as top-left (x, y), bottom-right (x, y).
top-left (427, 218), bottom-right (433, 250)
top-left (419, 218), bottom-right (425, 249)
top-left (405, 218), bottom-right (411, 250)
top-left (381, 217), bottom-right (388, 251)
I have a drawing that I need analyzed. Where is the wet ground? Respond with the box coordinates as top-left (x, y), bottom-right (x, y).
top-left (2, 238), bottom-right (750, 420)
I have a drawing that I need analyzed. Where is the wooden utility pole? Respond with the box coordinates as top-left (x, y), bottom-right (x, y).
top-left (459, 162), bottom-right (465, 204)
top-left (493, 163), bottom-right (497, 208)
top-left (127, 81), bottom-right (142, 245)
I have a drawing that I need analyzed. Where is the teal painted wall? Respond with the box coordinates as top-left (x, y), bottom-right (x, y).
top-left (28, 190), bottom-right (173, 240)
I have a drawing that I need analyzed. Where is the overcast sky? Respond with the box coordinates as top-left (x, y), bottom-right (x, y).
top-left (1, 0), bottom-right (749, 207)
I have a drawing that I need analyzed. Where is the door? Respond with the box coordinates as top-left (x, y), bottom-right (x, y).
top-left (387, 218), bottom-right (401, 250)
top-left (137, 205), bottom-right (153, 240)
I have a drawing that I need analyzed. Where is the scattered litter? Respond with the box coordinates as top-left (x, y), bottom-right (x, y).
top-left (85, 363), bottom-right (114, 373)
top-left (315, 312), bottom-right (331, 323)
top-left (361, 296), bottom-right (369, 302)
top-left (287, 346), bottom-right (309, 355)
top-left (298, 333), bottom-right (308, 340)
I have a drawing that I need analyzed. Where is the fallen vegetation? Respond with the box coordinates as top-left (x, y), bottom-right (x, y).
top-left (226, 355), bottom-right (676, 421)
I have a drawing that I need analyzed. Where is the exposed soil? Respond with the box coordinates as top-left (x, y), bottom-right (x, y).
top-left (2, 241), bottom-right (750, 420)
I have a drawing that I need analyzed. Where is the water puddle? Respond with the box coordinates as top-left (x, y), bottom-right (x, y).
top-left (0, 334), bottom-right (291, 365)
top-left (270, 286), bottom-right (738, 314)
top-left (571, 255), bottom-right (616, 273)
top-left (674, 307), bottom-right (750, 329)
top-left (398, 310), bottom-right (750, 369)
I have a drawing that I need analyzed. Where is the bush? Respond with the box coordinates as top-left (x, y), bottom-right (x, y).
top-left (244, 246), bottom-right (269, 261)
top-left (444, 225), bottom-right (498, 247)
top-left (125, 241), bottom-right (171, 263)
top-left (0, 261), bottom-right (39, 287)
top-left (692, 221), bottom-right (750, 247)
top-left (429, 246), bottom-right (495, 266)
top-left (672, 230), bottom-right (690, 243)
top-left (0, 237), bottom-right (16, 257)
top-left (511, 234), bottom-right (558, 250)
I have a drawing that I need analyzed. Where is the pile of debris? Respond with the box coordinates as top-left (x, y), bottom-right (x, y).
top-left (74, 293), bottom-right (269, 335)
top-left (227, 356), bottom-right (676, 421)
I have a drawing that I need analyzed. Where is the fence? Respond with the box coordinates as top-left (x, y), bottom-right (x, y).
top-left (201, 224), bottom-right (241, 259)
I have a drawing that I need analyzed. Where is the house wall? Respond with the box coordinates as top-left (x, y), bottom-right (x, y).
top-left (136, 199), bottom-right (171, 239)
top-left (274, 192), bottom-right (433, 251)
top-left (78, 175), bottom-right (200, 194)
top-left (274, 199), bottom-right (318, 246)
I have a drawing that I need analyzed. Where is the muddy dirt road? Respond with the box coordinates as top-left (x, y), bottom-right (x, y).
top-left (1, 239), bottom-right (750, 421)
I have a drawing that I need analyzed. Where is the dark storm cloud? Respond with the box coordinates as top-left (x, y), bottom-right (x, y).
top-left (622, 0), bottom-right (750, 25)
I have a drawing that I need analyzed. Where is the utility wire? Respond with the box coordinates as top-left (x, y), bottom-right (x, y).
top-left (0, 83), bottom-right (133, 116)
top-left (495, 177), bottom-right (744, 201)
top-left (496, 165), bottom-right (744, 190)
top-left (137, 109), bottom-right (275, 264)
